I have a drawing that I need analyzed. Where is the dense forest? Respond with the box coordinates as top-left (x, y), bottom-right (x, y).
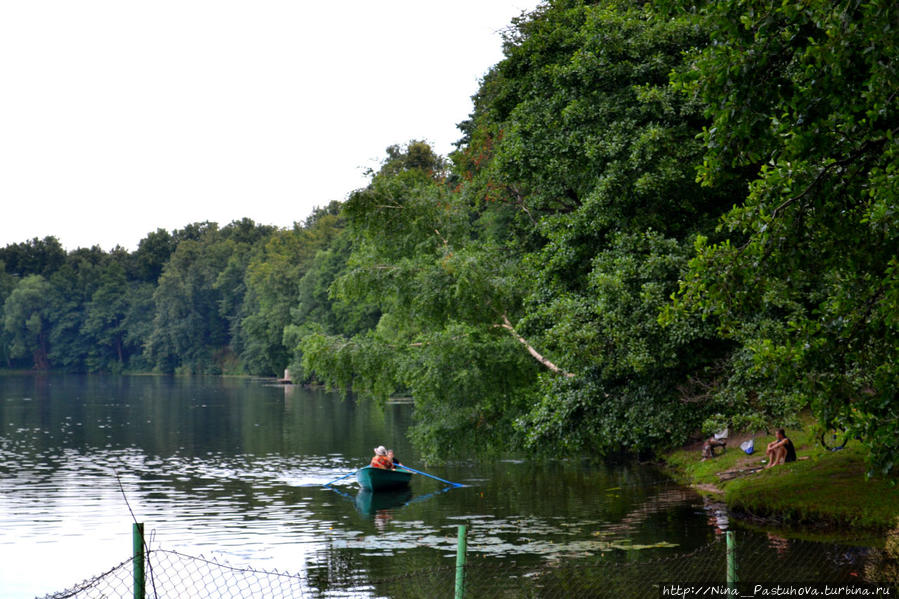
top-left (2, 0), bottom-right (896, 471)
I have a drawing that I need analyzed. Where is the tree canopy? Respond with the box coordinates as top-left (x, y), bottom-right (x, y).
top-left (663, 0), bottom-right (899, 474)
top-left (1, 0), bottom-right (895, 472)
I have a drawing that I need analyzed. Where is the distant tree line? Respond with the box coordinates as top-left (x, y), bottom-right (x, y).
top-left (2, 0), bottom-right (895, 472)
top-left (0, 210), bottom-right (378, 379)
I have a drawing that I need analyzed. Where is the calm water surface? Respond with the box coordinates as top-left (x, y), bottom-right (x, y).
top-left (0, 375), bottom-right (881, 598)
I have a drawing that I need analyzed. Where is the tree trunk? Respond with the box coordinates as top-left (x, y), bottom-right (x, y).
top-left (498, 314), bottom-right (574, 378)
top-left (34, 331), bottom-right (50, 370)
top-left (33, 348), bottom-right (49, 370)
top-left (115, 335), bottom-right (124, 364)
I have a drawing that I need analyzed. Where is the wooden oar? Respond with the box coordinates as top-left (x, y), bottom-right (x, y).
top-left (323, 470), bottom-right (357, 486)
top-left (397, 464), bottom-right (463, 488)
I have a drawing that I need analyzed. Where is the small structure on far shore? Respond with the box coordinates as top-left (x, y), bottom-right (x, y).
top-left (277, 369), bottom-right (293, 384)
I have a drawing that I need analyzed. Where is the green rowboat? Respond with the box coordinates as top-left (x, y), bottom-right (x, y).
top-left (355, 465), bottom-right (413, 491)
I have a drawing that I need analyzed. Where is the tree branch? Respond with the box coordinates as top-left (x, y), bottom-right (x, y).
top-left (510, 186), bottom-right (538, 227)
top-left (497, 314), bottom-right (574, 377)
top-left (434, 229), bottom-right (449, 248)
top-left (769, 126), bottom-right (899, 221)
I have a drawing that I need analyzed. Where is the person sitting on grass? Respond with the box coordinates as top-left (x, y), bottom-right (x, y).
top-left (701, 436), bottom-right (727, 460)
top-left (764, 428), bottom-right (797, 468)
top-left (370, 445), bottom-right (395, 470)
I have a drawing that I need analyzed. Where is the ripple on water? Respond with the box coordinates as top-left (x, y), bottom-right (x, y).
top-left (0, 377), bottom-right (739, 599)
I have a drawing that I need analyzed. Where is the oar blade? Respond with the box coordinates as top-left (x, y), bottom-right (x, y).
top-left (397, 464), bottom-right (464, 488)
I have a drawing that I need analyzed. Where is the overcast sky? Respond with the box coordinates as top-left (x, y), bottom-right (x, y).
top-left (0, 1), bottom-right (541, 250)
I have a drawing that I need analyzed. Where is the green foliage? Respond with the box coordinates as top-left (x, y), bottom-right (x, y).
top-left (296, 4), bottom-right (736, 459)
top-left (0, 241), bottom-right (161, 372)
top-left (146, 237), bottom-right (226, 372)
top-left (523, 371), bottom-right (701, 456)
top-left (146, 220), bottom-right (274, 374)
top-left (295, 3), bottom-right (732, 461)
top-left (456, 1), bottom-right (734, 454)
top-left (297, 140), bottom-right (542, 458)
top-left (47, 247), bottom-right (111, 371)
top-left (239, 203), bottom-right (346, 376)
top-left (0, 212), bottom-right (369, 378)
top-left (0, 237), bottom-right (66, 277)
top-left (0, 0), bottom-right (894, 473)
top-left (3, 275), bottom-right (53, 369)
top-left (300, 0), bottom-right (897, 469)
top-left (283, 229), bottom-right (380, 379)
top-left (128, 229), bottom-right (176, 283)
top-left (666, 0), bottom-right (899, 474)
top-left (82, 261), bottom-right (146, 372)
top-left (0, 263), bottom-right (18, 367)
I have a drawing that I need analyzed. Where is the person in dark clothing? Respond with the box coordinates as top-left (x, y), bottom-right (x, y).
top-left (765, 428), bottom-right (796, 468)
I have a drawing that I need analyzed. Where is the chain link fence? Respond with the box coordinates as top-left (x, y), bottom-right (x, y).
top-left (36, 528), bottom-right (899, 599)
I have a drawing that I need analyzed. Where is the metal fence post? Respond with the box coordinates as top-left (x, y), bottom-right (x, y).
top-left (455, 524), bottom-right (467, 599)
top-left (726, 529), bottom-right (738, 591)
top-left (133, 522), bottom-right (146, 599)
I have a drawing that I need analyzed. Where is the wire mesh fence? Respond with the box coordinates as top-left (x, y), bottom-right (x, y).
top-left (458, 538), bottom-right (727, 599)
top-left (34, 558), bottom-right (134, 599)
top-left (35, 528), bottom-right (899, 599)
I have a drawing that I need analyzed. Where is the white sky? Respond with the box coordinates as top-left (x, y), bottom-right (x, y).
top-left (0, 1), bottom-right (541, 251)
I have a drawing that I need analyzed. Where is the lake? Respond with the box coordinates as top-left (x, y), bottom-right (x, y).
top-left (0, 374), bottom-right (883, 598)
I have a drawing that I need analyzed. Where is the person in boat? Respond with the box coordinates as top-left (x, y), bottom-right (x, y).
top-left (764, 428), bottom-right (796, 468)
top-left (371, 445), bottom-right (395, 470)
top-left (387, 449), bottom-right (400, 468)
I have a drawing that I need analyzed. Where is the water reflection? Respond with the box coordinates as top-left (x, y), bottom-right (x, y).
top-left (0, 374), bottom-right (883, 599)
top-left (355, 488), bottom-right (413, 517)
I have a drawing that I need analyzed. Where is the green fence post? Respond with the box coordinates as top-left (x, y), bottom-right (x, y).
top-left (133, 522), bottom-right (145, 599)
top-left (455, 524), bottom-right (467, 599)
top-left (726, 529), bottom-right (738, 592)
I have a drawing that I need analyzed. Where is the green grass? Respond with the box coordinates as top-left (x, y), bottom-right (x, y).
top-left (726, 447), bottom-right (899, 530)
top-left (665, 424), bottom-right (824, 486)
top-left (663, 424), bottom-right (899, 532)
top-left (664, 441), bottom-right (752, 486)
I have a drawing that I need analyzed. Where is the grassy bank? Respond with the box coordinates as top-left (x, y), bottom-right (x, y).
top-left (663, 426), bottom-right (899, 532)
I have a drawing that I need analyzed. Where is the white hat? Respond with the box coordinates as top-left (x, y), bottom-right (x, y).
top-left (374, 446), bottom-right (387, 456)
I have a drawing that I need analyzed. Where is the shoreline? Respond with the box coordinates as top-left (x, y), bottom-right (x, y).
top-left (661, 428), bottom-right (899, 538)
top-left (3, 368), bottom-right (896, 536)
